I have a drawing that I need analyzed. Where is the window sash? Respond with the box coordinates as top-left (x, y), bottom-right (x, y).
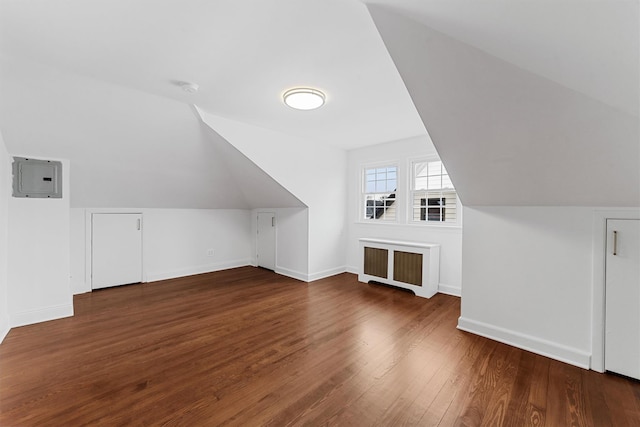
top-left (413, 160), bottom-right (454, 191)
top-left (362, 165), bottom-right (397, 221)
top-left (411, 190), bottom-right (457, 222)
top-left (411, 159), bottom-right (457, 224)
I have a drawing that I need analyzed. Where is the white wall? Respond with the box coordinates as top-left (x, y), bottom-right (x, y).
top-left (197, 110), bottom-right (348, 281)
top-left (0, 56), bottom-right (256, 210)
top-left (70, 208), bottom-right (253, 294)
top-left (458, 206), bottom-right (601, 368)
top-left (250, 208), bottom-right (309, 281)
top-left (7, 157), bottom-right (73, 327)
top-left (0, 130), bottom-right (11, 341)
top-left (347, 136), bottom-right (463, 295)
top-left (370, 4), bottom-right (640, 371)
top-left (143, 209), bottom-right (252, 282)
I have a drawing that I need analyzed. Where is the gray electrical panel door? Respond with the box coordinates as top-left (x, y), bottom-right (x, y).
top-left (12, 157), bottom-right (62, 198)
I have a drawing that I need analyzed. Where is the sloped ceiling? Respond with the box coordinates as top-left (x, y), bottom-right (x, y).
top-left (0, 55), bottom-right (303, 209)
top-left (201, 123), bottom-right (305, 209)
top-left (367, 0), bottom-right (639, 117)
top-left (1, 0), bottom-right (637, 209)
top-left (0, 0), bottom-right (425, 209)
top-left (0, 0), bottom-right (425, 149)
top-left (368, 4), bottom-right (639, 206)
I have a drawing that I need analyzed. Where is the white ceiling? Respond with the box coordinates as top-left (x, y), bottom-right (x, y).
top-left (0, 0), bottom-right (428, 150)
top-left (368, 0), bottom-right (639, 117)
top-left (2, 0), bottom-right (636, 148)
top-left (370, 5), bottom-right (639, 206)
top-left (0, 0), bottom-right (637, 208)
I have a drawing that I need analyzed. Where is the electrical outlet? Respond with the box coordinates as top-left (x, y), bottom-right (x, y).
top-left (206, 248), bottom-right (215, 257)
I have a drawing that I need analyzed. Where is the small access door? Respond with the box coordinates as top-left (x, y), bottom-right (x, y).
top-left (605, 219), bottom-right (640, 380)
top-left (92, 213), bottom-right (143, 290)
top-left (257, 212), bottom-right (276, 271)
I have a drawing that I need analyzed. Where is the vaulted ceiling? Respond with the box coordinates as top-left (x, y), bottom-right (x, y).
top-left (368, 3), bottom-right (639, 206)
top-left (0, 0), bottom-right (637, 208)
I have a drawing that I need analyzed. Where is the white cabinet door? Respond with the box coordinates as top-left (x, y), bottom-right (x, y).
top-left (257, 212), bottom-right (276, 271)
top-left (605, 219), bottom-right (640, 380)
top-left (92, 213), bottom-right (143, 290)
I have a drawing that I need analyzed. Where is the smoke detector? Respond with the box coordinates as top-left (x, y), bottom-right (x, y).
top-left (180, 82), bottom-right (199, 94)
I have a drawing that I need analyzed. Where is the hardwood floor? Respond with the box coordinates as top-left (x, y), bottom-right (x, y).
top-left (1, 267), bottom-right (638, 426)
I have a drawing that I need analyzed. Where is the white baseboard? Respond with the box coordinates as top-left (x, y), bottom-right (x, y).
top-left (275, 266), bottom-right (348, 283)
top-left (275, 266), bottom-right (308, 282)
top-left (346, 265), bottom-right (359, 274)
top-left (438, 283), bottom-right (461, 297)
top-left (0, 315), bottom-right (9, 344)
top-left (457, 317), bottom-right (591, 369)
top-left (10, 303), bottom-right (74, 328)
top-left (146, 258), bottom-right (252, 283)
top-left (308, 266), bottom-right (347, 282)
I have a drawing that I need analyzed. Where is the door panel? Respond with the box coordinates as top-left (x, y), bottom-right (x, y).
top-left (605, 219), bottom-right (640, 379)
top-left (92, 213), bottom-right (143, 290)
top-left (257, 212), bottom-right (276, 270)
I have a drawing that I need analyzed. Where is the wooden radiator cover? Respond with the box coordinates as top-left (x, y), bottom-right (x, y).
top-left (358, 239), bottom-right (440, 298)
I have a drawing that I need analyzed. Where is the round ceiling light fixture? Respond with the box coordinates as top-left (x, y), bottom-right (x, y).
top-left (283, 87), bottom-right (326, 110)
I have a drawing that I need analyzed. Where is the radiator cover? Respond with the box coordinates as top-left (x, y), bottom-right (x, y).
top-left (358, 238), bottom-right (440, 298)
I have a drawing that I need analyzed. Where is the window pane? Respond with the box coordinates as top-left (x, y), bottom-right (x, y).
top-left (415, 176), bottom-right (428, 190)
top-left (428, 176), bottom-right (441, 189)
top-left (366, 182), bottom-right (375, 193)
top-left (427, 207), bottom-right (442, 221)
top-left (442, 175), bottom-right (453, 189)
top-left (364, 195), bottom-right (377, 219)
top-left (427, 161), bottom-right (442, 176)
top-left (387, 179), bottom-right (396, 192)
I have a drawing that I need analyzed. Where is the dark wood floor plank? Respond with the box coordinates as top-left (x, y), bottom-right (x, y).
top-left (1, 267), bottom-right (639, 426)
top-left (421, 334), bottom-right (497, 425)
top-left (501, 349), bottom-right (535, 426)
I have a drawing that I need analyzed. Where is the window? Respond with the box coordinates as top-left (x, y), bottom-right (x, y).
top-left (411, 160), bottom-right (457, 223)
top-left (362, 166), bottom-right (397, 221)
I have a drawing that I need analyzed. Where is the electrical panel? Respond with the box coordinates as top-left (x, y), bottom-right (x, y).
top-left (12, 157), bottom-right (62, 198)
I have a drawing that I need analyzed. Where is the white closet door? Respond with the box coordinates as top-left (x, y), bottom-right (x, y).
top-left (92, 213), bottom-right (143, 290)
top-left (257, 212), bottom-right (276, 271)
top-left (605, 219), bottom-right (640, 380)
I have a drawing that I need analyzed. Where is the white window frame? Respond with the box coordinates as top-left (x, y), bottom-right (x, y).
top-left (409, 157), bottom-right (460, 226)
top-left (360, 162), bottom-right (400, 223)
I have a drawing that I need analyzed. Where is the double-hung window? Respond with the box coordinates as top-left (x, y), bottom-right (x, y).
top-left (362, 165), bottom-right (397, 221)
top-left (411, 160), bottom-right (457, 223)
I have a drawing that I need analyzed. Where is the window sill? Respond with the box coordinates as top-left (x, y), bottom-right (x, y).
top-left (354, 220), bottom-right (462, 231)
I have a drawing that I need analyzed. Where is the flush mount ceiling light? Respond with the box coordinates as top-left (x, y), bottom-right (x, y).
top-left (283, 88), bottom-right (326, 110)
